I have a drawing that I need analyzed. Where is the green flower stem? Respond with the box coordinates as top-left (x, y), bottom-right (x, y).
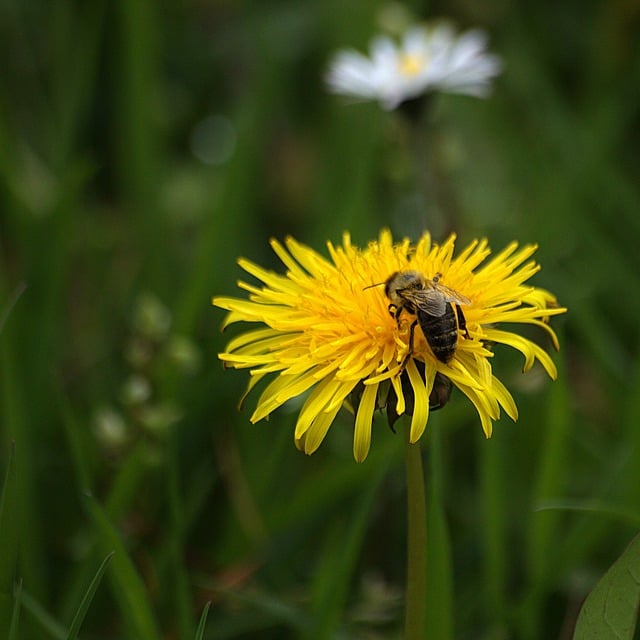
top-left (405, 429), bottom-right (427, 639)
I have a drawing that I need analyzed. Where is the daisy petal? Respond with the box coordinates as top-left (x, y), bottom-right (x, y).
top-left (326, 23), bottom-right (502, 109)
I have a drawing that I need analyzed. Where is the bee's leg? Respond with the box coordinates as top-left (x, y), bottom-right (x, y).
top-left (456, 305), bottom-right (471, 339)
top-left (388, 303), bottom-right (398, 319)
top-left (407, 318), bottom-right (417, 354)
top-left (398, 318), bottom-right (418, 369)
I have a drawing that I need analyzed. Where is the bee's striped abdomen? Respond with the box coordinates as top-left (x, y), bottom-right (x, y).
top-left (417, 304), bottom-right (459, 363)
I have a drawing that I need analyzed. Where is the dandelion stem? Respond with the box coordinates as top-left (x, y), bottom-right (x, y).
top-left (404, 426), bottom-right (427, 639)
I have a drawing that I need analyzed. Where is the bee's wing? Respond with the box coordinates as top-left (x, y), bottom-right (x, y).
top-left (433, 283), bottom-right (471, 306)
top-left (408, 291), bottom-right (448, 317)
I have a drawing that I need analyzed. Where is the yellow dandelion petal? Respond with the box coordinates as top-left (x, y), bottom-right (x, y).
top-left (522, 287), bottom-right (559, 309)
top-left (215, 298), bottom-right (281, 323)
top-left (443, 356), bottom-right (487, 391)
top-left (492, 375), bottom-right (519, 422)
top-left (285, 236), bottom-right (334, 279)
top-left (269, 237), bottom-right (308, 277)
top-left (237, 371), bottom-right (268, 410)
top-left (414, 231), bottom-right (432, 257)
top-left (236, 259), bottom-right (299, 295)
top-left (405, 358), bottom-right (432, 443)
top-left (326, 382), bottom-right (359, 413)
top-left (457, 382), bottom-right (496, 437)
top-left (220, 353), bottom-right (278, 369)
top-left (451, 237), bottom-right (488, 270)
top-left (213, 230), bottom-right (566, 460)
top-left (299, 403), bottom-right (343, 455)
top-left (251, 367), bottom-right (320, 422)
top-left (390, 373), bottom-right (406, 416)
top-left (520, 317), bottom-right (562, 350)
top-left (354, 383), bottom-right (379, 462)
top-left (295, 377), bottom-right (346, 440)
top-left (222, 327), bottom-right (286, 354)
top-left (483, 328), bottom-right (559, 379)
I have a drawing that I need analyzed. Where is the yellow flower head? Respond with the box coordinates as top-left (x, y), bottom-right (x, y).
top-left (213, 230), bottom-right (566, 462)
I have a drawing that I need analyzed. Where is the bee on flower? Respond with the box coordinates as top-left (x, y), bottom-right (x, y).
top-left (213, 231), bottom-right (565, 462)
top-left (325, 23), bottom-right (502, 110)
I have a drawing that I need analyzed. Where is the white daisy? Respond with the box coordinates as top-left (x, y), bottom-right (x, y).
top-left (326, 24), bottom-right (502, 110)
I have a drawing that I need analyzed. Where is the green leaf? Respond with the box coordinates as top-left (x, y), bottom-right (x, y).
top-left (66, 552), bottom-right (114, 640)
top-left (194, 602), bottom-right (210, 640)
top-left (573, 531), bottom-right (640, 639)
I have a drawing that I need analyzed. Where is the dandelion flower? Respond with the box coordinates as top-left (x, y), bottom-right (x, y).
top-left (326, 24), bottom-right (502, 110)
top-left (213, 231), bottom-right (565, 462)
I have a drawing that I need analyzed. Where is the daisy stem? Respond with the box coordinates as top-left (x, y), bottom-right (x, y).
top-left (404, 428), bottom-right (427, 639)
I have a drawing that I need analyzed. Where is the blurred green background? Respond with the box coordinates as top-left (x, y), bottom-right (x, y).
top-left (1, 0), bottom-right (639, 638)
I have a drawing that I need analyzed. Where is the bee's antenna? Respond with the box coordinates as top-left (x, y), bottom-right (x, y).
top-left (363, 281), bottom-right (385, 290)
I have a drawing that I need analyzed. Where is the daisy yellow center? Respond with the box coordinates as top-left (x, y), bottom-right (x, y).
top-left (398, 52), bottom-right (428, 77)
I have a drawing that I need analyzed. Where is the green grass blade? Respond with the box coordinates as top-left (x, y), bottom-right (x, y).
top-left (57, 391), bottom-right (94, 496)
top-left (551, 358), bottom-right (640, 581)
top-left (84, 496), bottom-right (160, 640)
top-left (206, 586), bottom-right (310, 634)
top-left (522, 354), bottom-right (571, 638)
top-left (49, 0), bottom-right (107, 169)
top-left (194, 601), bottom-right (211, 640)
top-left (0, 442), bottom-right (18, 637)
top-left (8, 579), bottom-right (21, 640)
top-left (20, 590), bottom-right (66, 640)
top-left (305, 459), bottom-right (389, 638)
top-left (572, 531), bottom-right (640, 639)
top-left (114, 0), bottom-right (160, 207)
top-left (164, 427), bottom-right (195, 639)
top-left (478, 427), bottom-right (508, 629)
top-left (66, 551), bottom-right (115, 640)
top-left (535, 500), bottom-right (640, 528)
top-left (0, 320), bottom-right (45, 600)
top-left (0, 283), bottom-right (26, 336)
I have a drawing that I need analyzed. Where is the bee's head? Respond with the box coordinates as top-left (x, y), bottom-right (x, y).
top-left (386, 270), bottom-right (422, 295)
top-left (365, 270), bottom-right (423, 301)
top-left (383, 271), bottom-right (399, 298)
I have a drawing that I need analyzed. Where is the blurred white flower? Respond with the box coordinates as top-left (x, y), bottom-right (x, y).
top-left (326, 24), bottom-right (502, 110)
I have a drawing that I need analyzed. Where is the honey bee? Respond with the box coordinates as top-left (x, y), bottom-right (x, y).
top-left (383, 270), bottom-right (471, 364)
